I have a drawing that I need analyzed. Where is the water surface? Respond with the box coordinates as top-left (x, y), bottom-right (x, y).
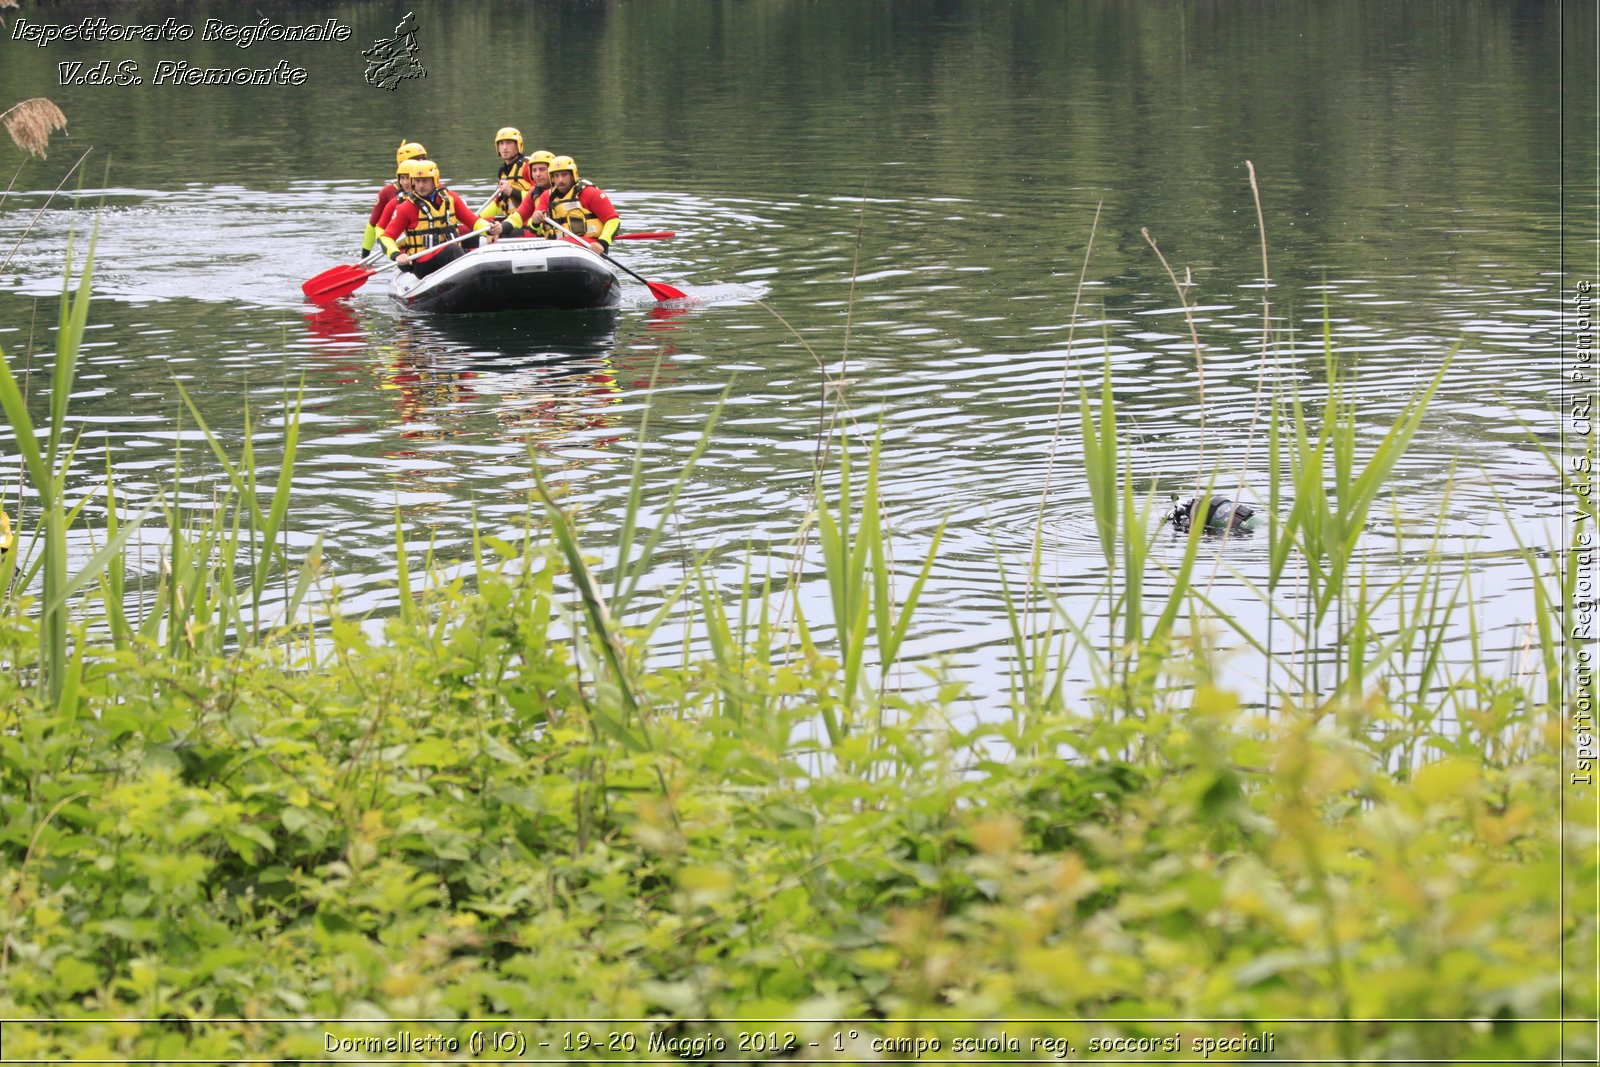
top-left (0, 0), bottom-right (1588, 707)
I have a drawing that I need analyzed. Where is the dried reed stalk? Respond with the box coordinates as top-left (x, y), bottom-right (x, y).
top-left (2, 98), bottom-right (69, 160)
top-left (1141, 226), bottom-right (1207, 471)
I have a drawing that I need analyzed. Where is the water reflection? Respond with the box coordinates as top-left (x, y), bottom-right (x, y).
top-left (399, 313), bottom-right (625, 447)
top-left (302, 302), bottom-right (366, 350)
top-left (409, 308), bottom-right (620, 357)
top-left (295, 302), bottom-right (705, 476)
top-left (300, 305), bottom-right (641, 445)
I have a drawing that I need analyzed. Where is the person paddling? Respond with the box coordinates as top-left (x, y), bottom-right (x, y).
top-left (375, 157), bottom-right (423, 233)
top-left (377, 161), bottom-right (490, 277)
top-left (486, 149), bottom-right (556, 239)
top-left (500, 155), bottom-right (619, 253)
top-left (361, 140), bottom-right (427, 260)
top-left (478, 127), bottom-right (533, 224)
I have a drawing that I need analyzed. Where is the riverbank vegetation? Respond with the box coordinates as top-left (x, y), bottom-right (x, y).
top-left (0, 248), bottom-right (1592, 1062)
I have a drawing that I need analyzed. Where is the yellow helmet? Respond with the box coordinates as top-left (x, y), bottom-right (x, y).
top-left (396, 158), bottom-right (425, 180)
top-left (0, 509), bottom-right (12, 553)
top-left (549, 155), bottom-right (578, 181)
top-left (494, 127), bottom-right (524, 152)
top-left (527, 149), bottom-right (555, 168)
top-left (395, 140), bottom-right (427, 167)
top-left (411, 160), bottom-right (441, 182)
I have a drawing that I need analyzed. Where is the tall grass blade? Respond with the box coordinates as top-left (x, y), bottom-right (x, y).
top-left (884, 519), bottom-right (946, 672)
top-left (0, 345), bottom-right (48, 495)
top-left (608, 359), bottom-right (663, 602)
top-left (46, 226), bottom-right (94, 473)
top-left (43, 505), bottom-right (151, 619)
top-left (1150, 494), bottom-right (1209, 644)
top-left (393, 507), bottom-right (416, 625)
top-left (613, 393), bottom-right (724, 611)
top-left (531, 466), bottom-right (644, 728)
top-left (1079, 361), bottom-right (1119, 569)
top-left (254, 382), bottom-right (303, 606)
top-left (276, 535), bottom-right (322, 636)
top-left (173, 383), bottom-right (289, 580)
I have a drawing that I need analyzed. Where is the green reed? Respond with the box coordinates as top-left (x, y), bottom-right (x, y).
top-left (0, 221), bottom-right (1568, 755)
top-left (0, 228), bottom-right (129, 708)
top-left (0, 242), bottom-right (325, 708)
top-left (0, 233), bottom-right (1587, 1063)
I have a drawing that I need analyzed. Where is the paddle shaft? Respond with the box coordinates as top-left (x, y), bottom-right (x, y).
top-left (525, 215), bottom-right (687, 302)
top-left (306, 226), bottom-right (487, 302)
top-left (493, 230), bottom-right (674, 243)
top-left (362, 215), bottom-right (484, 268)
top-left (603, 252), bottom-right (671, 294)
top-left (356, 194), bottom-right (492, 269)
top-left (392, 224), bottom-right (488, 267)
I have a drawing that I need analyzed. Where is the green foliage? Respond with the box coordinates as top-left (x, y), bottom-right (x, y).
top-left (0, 265), bottom-right (1587, 1062)
top-left (0, 585), bottom-right (1581, 1059)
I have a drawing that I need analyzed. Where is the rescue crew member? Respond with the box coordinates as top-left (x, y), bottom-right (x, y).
top-left (498, 155), bottom-right (619, 253)
top-left (378, 160), bottom-right (490, 278)
top-left (362, 140), bottom-right (427, 259)
top-left (375, 157), bottom-right (423, 233)
top-left (488, 149), bottom-right (557, 239)
top-left (478, 127), bottom-right (534, 223)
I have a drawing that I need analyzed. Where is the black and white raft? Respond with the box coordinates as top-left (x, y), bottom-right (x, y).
top-left (389, 238), bottom-right (621, 314)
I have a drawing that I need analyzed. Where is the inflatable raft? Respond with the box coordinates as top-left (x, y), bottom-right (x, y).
top-left (390, 238), bottom-right (621, 314)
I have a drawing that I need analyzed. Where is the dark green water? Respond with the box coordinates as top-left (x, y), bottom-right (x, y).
top-left (0, 0), bottom-right (1592, 703)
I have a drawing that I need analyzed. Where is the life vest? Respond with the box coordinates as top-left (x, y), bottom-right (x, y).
top-left (492, 155), bottom-right (531, 214)
top-left (547, 180), bottom-right (603, 240)
top-left (503, 185), bottom-right (554, 235)
top-left (402, 191), bottom-right (461, 255)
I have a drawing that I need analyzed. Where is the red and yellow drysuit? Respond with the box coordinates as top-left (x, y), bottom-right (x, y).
top-left (362, 182), bottom-right (403, 256)
top-left (509, 180), bottom-right (620, 252)
top-left (500, 182), bottom-right (553, 237)
top-left (375, 189), bottom-right (411, 233)
top-left (479, 155), bottom-right (534, 220)
top-left (378, 188), bottom-right (487, 259)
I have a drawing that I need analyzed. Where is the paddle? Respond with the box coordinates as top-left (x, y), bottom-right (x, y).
top-left (302, 227), bottom-right (486, 305)
top-left (495, 230), bottom-right (675, 242)
top-left (532, 218), bottom-right (687, 302)
top-left (604, 249), bottom-right (688, 303)
top-left (304, 248), bottom-right (383, 299)
top-left (304, 185), bottom-right (501, 302)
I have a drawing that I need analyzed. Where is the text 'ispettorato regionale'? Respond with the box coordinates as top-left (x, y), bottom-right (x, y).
top-left (10, 17), bottom-right (352, 87)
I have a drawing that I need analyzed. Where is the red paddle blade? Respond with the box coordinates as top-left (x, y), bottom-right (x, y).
top-left (615, 231), bottom-right (675, 241)
top-left (547, 229), bottom-right (688, 303)
top-left (302, 264), bottom-right (374, 304)
top-left (644, 280), bottom-right (688, 302)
